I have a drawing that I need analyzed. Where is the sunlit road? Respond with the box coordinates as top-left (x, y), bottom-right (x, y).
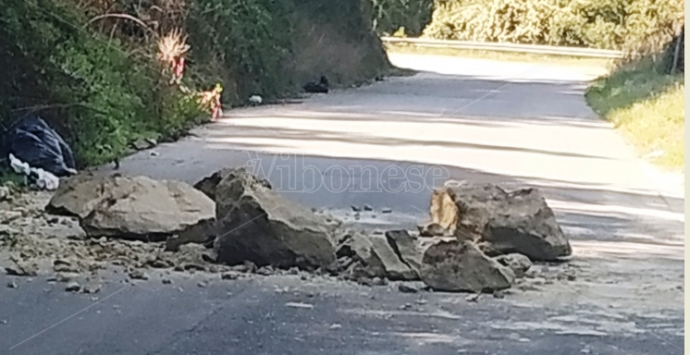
top-left (1, 53), bottom-right (684, 355)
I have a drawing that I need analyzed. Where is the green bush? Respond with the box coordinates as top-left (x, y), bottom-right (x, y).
top-left (1, 0), bottom-right (390, 169)
top-left (371, 0), bottom-right (435, 36)
top-left (423, 0), bottom-right (683, 51)
top-left (186, 0), bottom-right (391, 104)
top-left (0, 0), bottom-right (211, 167)
top-left (186, 0), bottom-right (296, 103)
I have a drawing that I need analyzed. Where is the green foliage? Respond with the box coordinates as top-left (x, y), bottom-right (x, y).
top-left (158, 86), bottom-right (208, 141)
top-left (423, 0), bottom-right (683, 51)
top-left (186, 0), bottom-right (391, 103)
top-left (186, 0), bottom-right (296, 103)
top-left (0, 0), bottom-right (208, 167)
top-left (371, 0), bottom-right (434, 36)
top-left (1, 0), bottom-right (389, 168)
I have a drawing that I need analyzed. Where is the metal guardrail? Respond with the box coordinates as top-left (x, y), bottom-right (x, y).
top-left (381, 37), bottom-right (623, 59)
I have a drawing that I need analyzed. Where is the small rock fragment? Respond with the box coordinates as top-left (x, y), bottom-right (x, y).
top-left (182, 263), bottom-right (207, 272)
top-left (465, 293), bottom-right (481, 302)
top-left (221, 272), bottom-right (241, 280)
top-left (132, 138), bottom-right (153, 151)
top-left (417, 222), bottom-right (446, 237)
top-left (398, 284), bottom-right (418, 293)
top-left (494, 253), bottom-right (532, 278)
top-left (531, 277), bottom-right (546, 286)
top-left (372, 277), bottom-right (387, 286)
top-left (65, 282), bottom-right (81, 292)
top-left (83, 284), bottom-right (101, 294)
top-left (358, 278), bottom-right (373, 287)
top-left (128, 270), bottom-right (149, 280)
top-left (285, 302), bottom-right (314, 309)
top-left (5, 263), bottom-right (38, 277)
top-left (7, 280), bottom-right (17, 289)
top-left (256, 266), bottom-right (273, 276)
top-left (50, 272), bottom-right (80, 283)
top-left (381, 208), bottom-right (392, 214)
top-left (517, 283), bottom-right (540, 292)
top-left (150, 259), bottom-right (171, 269)
top-left (232, 261), bottom-right (258, 274)
top-left (0, 186), bottom-right (10, 201)
top-left (53, 259), bottom-right (78, 273)
top-left (363, 204), bottom-right (373, 211)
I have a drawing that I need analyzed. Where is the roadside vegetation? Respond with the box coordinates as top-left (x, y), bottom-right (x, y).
top-left (422, 0), bottom-right (683, 53)
top-left (370, 0), bottom-right (434, 37)
top-left (378, 0), bottom-right (680, 75)
top-left (378, 0), bottom-right (684, 171)
top-left (1, 0), bottom-right (684, 175)
top-left (1, 0), bottom-right (394, 171)
top-left (586, 52), bottom-right (684, 170)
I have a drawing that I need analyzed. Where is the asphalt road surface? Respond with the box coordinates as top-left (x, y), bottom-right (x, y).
top-left (0, 53), bottom-right (684, 355)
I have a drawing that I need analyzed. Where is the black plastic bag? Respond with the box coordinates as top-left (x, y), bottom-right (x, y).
top-left (1, 114), bottom-right (76, 177)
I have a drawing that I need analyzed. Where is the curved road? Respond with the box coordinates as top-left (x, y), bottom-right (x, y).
top-left (0, 53), bottom-right (684, 355)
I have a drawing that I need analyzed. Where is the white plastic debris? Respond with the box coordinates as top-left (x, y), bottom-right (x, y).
top-left (9, 153), bottom-right (60, 191)
top-left (9, 153), bottom-right (31, 176)
top-left (248, 95), bottom-right (263, 105)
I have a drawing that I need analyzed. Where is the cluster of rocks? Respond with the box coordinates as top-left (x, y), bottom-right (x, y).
top-left (2, 167), bottom-right (574, 295)
top-left (330, 181), bottom-right (573, 293)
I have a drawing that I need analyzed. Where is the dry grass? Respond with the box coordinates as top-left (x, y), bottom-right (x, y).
top-left (586, 58), bottom-right (684, 171)
top-left (157, 28), bottom-right (189, 64)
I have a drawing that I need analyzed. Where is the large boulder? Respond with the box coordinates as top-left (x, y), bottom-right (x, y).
top-left (438, 181), bottom-right (572, 261)
top-left (46, 173), bottom-right (215, 241)
top-left (385, 230), bottom-right (422, 274)
top-left (420, 238), bottom-right (515, 293)
top-left (194, 168), bottom-right (272, 200)
top-left (335, 231), bottom-right (421, 281)
top-left (164, 168), bottom-right (273, 251)
top-left (209, 168), bottom-right (339, 270)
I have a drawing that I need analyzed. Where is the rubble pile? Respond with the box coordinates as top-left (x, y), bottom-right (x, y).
top-left (1, 169), bottom-right (575, 296)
